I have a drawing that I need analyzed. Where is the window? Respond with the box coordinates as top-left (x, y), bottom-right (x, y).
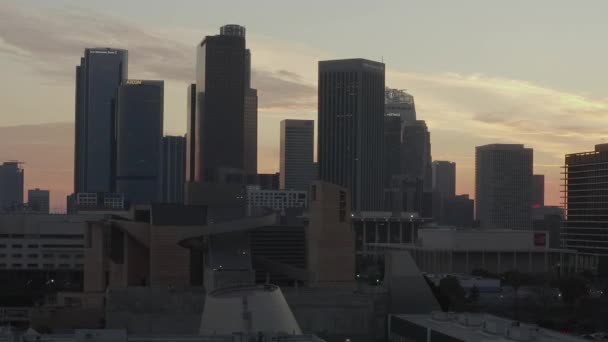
top-left (41, 244), bottom-right (83, 248)
top-left (75, 254), bottom-right (84, 259)
top-left (27, 264), bottom-right (38, 268)
top-left (338, 190), bottom-right (346, 222)
top-left (27, 254), bottom-right (39, 258)
top-left (0, 244), bottom-right (6, 248)
top-left (0, 254), bottom-right (5, 258)
top-left (12, 254), bottom-right (22, 258)
top-left (311, 185), bottom-right (317, 201)
top-left (59, 264), bottom-right (70, 268)
top-left (43, 264), bottom-right (53, 268)
top-left (42, 254), bottom-right (54, 259)
top-left (12, 264), bottom-right (22, 268)
top-left (58, 254), bottom-right (70, 259)
top-left (27, 244), bottom-right (39, 248)
top-left (12, 244), bottom-right (23, 248)
top-left (0, 264), bottom-right (5, 268)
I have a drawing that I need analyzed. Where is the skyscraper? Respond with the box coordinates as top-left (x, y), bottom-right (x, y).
top-left (476, 144), bottom-right (533, 229)
top-left (385, 88), bottom-right (416, 123)
top-left (432, 161), bottom-right (456, 198)
top-left (562, 144), bottom-right (608, 266)
top-left (532, 174), bottom-right (545, 207)
top-left (186, 83), bottom-right (196, 183)
top-left (280, 119), bottom-right (315, 191)
top-left (74, 48), bottom-right (128, 193)
top-left (28, 188), bottom-right (50, 214)
top-left (0, 161), bottom-right (24, 211)
top-left (162, 136), bottom-right (186, 204)
top-left (384, 107), bottom-right (402, 189)
top-left (318, 59), bottom-right (385, 211)
top-left (195, 25), bottom-right (248, 183)
top-left (114, 80), bottom-right (164, 204)
top-left (244, 88), bottom-right (258, 176)
top-left (402, 120), bottom-right (432, 191)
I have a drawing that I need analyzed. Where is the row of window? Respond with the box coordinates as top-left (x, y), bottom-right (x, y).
top-left (0, 253), bottom-right (83, 259)
top-left (0, 234), bottom-right (84, 239)
top-left (0, 264), bottom-right (83, 269)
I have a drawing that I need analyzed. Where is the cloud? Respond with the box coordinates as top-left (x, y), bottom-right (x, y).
top-left (0, 2), bottom-right (316, 111)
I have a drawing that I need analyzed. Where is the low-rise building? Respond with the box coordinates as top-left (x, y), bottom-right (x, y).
top-left (246, 185), bottom-right (307, 215)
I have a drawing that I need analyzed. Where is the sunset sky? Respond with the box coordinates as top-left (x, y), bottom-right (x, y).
top-left (1, 0), bottom-right (607, 211)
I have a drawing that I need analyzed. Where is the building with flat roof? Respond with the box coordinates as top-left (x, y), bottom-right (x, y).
top-left (0, 161), bottom-right (24, 212)
top-left (27, 189), bottom-right (50, 214)
top-left (432, 161), bottom-right (455, 198)
top-left (280, 119), bottom-right (315, 191)
top-left (389, 312), bottom-right (588, 342)
top-left (162, 136), bottom-right (186, 204)
top-left (246, 186), bottom-right (307, 215)
top-left (476, 144), bottom-right (533, 230)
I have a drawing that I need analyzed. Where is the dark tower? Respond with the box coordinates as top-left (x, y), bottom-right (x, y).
top-left (318, 59), bottom-right (385, 212)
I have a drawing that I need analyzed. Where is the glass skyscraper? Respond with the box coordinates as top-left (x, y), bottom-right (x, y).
top-left (318, 59), bottom-right (385, 212)
top-left (74, 48), bottom-right (128, 193)
top-left (0, 161), bottom-right (24, 211)
top-left (114, 80), bottom-right (164, 204)
top-left (195, 25), bottom-right (249, 183)
top-left (162, 136), bottom-right (186, 204)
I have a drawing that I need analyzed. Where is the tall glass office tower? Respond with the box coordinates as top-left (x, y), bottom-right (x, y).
top-left (114, 80), bottom-right (164, 204)
top-left (74, 48), bottom-right (128, 193)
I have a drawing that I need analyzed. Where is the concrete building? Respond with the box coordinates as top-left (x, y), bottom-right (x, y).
top-left (247, 172), bottom-right (280, 190)
top-left (533, 174), bottom-right (545, 207)
top-left (306, 181), bottom-right (355, 287)
top-left (440, 194), bottom-right (474, 228)
top-left (476, 144), bottom-right (533, 230)
top-left (67, 193), bottom-right (125, 213)
top-left (244, 88), bottom-right (258, 176)
top-left (402, 121), bottom-right (432, 193)
top-left (74, 48), bottom-right (128, 194)
top-left (318, 59), bottom-right (385, 212)
top-left (195, 25), bottom-right (248, 183)
top-left (562, 144), bottom-right (608, 270)
top-left (280, 119), bottom-right (315, 191)
top-left (162, 136), bottom-right (186, 204)
top-left (432, 160), bottom-right (455, 198)
top-left (389, 312), bottom-right (588, 342)
top-left (0, 161), bottom-right (24, 211)
top-left (114, 80), bottom-right (164, 204)
top-left (27, 188), bottom-right (50, 214)
top-left (366, 228), bottom-right (585, 275)
top-left (246, 186), bottom-right (307, 215)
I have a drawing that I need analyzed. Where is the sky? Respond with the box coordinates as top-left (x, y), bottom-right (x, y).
top-left (0, 0), bottom-right (607, 211)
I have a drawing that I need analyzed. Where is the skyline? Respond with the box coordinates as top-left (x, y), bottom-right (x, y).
top-left (2, 1), bottom-right (608, 209)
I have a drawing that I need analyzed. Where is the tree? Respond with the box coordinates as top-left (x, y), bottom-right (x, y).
top-left (557, 275), bottom-right (589, 308)
top-left (439, 276), bottom-right (467, 311)
top-left (502, 270), bottom-right (533, 319)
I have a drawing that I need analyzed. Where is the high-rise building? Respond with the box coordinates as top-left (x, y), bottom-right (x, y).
top-left (562, 144), bottom-right (608, 267)
top-left (74, 48), bottom-right (128, 193)
top-left (385, 88), bottom-right (416, 123)
top-left (476, 144), bottom-right (533, 229)
top-left (402, 120), bottom-right (432, 192)
top-left (27, 188), bottom-right (50, 214)
top-left (244, 88), bottom-right (258, 176)
top-left (280, 119), bottom-right (315, 191)
top-left (162, 136), bottom-right (186, 204)
top-left (186, 84), bottom-right (196, 183)
top-left (432, 161), bottom-right (456, 198)
top-left (114, 80), bottom-right (164, 204)
top-left (0, 161), bottom-right (24, 211)
top-left (318, 59), bottom-right (385, 212)
top-left (532, 174), bottom-right (545, 207)
top-left (195, 25), bottom-right (248, 183)
top-left (384, 108), bottom-right (402, 189)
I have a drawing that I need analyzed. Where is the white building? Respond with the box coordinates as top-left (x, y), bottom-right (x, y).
top-left (246, 185), bottom-right (307, 215)
top-left (365, 228), bottom-right (594, 274)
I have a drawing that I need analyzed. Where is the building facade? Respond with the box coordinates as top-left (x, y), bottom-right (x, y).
top-left (244, 88), bottom-right (258, 176)
top-left (114, 80), bottom-right (164, 204)
top-left (280, 119), bottom-right (315, 191)
top-left (562, 144), bottom-right (608, 267)
top-left (475, 144), bottom-right (533, 230)
top-left (402, 120), bottom-right (432, 192)
top-left (385, 88), bottom-right (416, 123)
top-left (318, 59), bottom-right (385, 212)
top-left (74, 48), bottom-right (128, 194)
top-left (162, 136), bottom-right (186, 204)
top-left (27, 188), bottom-right (50, 214)
top-left (186, 84), bottom-right (196, 183)
top-left (0, 161), bottom-right (24, 211)
top-left (432, 161), bottom-right (455, 198)
top-left (246, 186), bottom-right (307, 215)
top-left (195, 25), bottom-right (248, 183)
top-left (533, 174), bottom-right (545, 207)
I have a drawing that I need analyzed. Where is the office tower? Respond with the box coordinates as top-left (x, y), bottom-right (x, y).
top-left (318, 59), bottom-right (385, 211)
top-left (114, 80), bottom-right (164, 204)
top-left (74, 48), bottom-right (128, 193)
top-left (186, 84), bottom-right (196, 183)
top-left (532, 174), bottom-right (545, 207)
top-left (442, 194), bottom-right (474, 228)
top-left (475, 144), bottom-right (533, 229)
top-left (402, 120), bottom-right (432, 191)
top-left (27, 188), bottom-right (50, 213)
top-left (432, 161), bottom-right (456, 198)
top-left (562, 144), bottom-right (608, 264)
top-left (280, 119), bottom-right (315, 191)
top-left (162, 136), bottom-right (186, 204)
top-left (0, 161), bottom-right (24, 211)
top-left (195, 25), bottom-right (248, 183)
top-left (385, 88), bottom-right (416, 123)
top-left (384, 108), bottom-right (402, 189)
top-left (244, 88), bottom-right (258, 176)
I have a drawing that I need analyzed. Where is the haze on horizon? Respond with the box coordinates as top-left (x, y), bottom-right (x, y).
top-left (1, 0), bottom-right (607, 210)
